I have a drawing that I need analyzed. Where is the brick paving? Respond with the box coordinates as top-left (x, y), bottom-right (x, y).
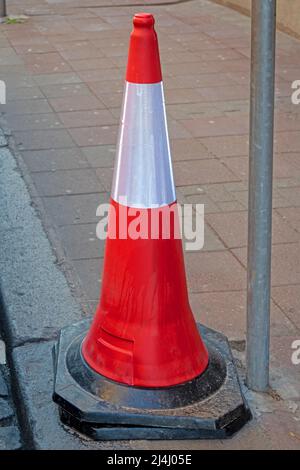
top-left (0, 0), bottom-right (300, 449)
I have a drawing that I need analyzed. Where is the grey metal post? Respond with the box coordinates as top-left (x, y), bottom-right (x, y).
top-left (247, 0), bottom-right (276, 392)
top-left (0, 0), bottom-right (6, 18)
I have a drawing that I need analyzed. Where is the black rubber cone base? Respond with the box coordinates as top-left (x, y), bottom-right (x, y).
top-left (53, 319), bottom-right (251, 440)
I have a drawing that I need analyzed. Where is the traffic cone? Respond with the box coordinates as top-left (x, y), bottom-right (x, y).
top-left (53, 13), bottom-right (251, 440)
top-left (81, 12), bottom-right (209, 388)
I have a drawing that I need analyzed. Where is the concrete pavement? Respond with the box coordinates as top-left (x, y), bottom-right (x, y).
top-left (0, 0), bottom-right (300, 449)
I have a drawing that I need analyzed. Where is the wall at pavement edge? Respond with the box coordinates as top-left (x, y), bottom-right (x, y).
top-left (214, 0), bottom-right (300, 39)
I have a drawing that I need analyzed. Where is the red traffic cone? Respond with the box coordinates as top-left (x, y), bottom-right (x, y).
top-left (82, 12), bottom-right (209, 388)
top-left (53, 13), bottom-right (251, 441)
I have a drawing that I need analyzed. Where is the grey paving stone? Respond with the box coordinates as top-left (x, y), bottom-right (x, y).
top-left (7, 86), bottom-right (44, 101)
top-left (72, 258), bottom-right (103, 302)
top-left (0, 426), bottom-right (22, 450)
top-left (3, 99), bottom-right (52, 116)
top-left (21, 148), bottom-right (89, 172)
top-left (0, 55), bottom-right (23, 66)
top-left (0, 398), bottom-right (13, 422)
top-left (49, 95), bottom-right (105, 113)
top-left (7, 113), bottom-right (64, 132)
top-left (186, 250), bottom-right (246, 293)
top-left (57, 224), bottom-right (105, 260)
top-left (0, 39), bottom-right (10, 47)
top-left (32, 168), bottom-right (104, 196)
top-left (14, 129), bottom-right (75, 151)
top-left (95, 167), bottom-right (114, 192)
top-left (42, 192), bottom-right (109, 226)
top-left (40, 83), bottom-right (92, 99)
top-left (68, 125), bottom-right (118, 148)
top-left (278, 187), bottom-right (300, 207)
top-left (33, 73), bottom-right (82, 86)
top-left (81, 145), bottom-right (116, 168)
top-left (0, 73), bottom-right (35, 88)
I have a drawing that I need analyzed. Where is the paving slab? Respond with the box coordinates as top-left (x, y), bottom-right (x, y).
top-left (190, 292), bottom-right (296, 340)
top-left (272, 285), bottom-right (300, 329)
top-left (42, 192), bottom-right (109, 226)
top-left (206, 210), bottom-right (299, 248)
top-left (232, 243), bottom-right (300, 286)
top-left (14, 129), bottom-right (75, 151)
top-left (21, 148), bottom-right (89, 172)
top-left (186, 250), bottom-right (246, 292)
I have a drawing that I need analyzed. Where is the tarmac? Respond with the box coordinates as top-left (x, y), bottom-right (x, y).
top-left (0, 0), bottom-right (299, 449)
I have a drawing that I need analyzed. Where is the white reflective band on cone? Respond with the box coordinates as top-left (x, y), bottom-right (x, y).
top-left (112, 82), bottom-right (176, 209)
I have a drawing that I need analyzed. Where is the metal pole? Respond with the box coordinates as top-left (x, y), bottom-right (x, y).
top-left (0, 0), bottom-right (6, 19)
top-left (247, 0), bottom-right (276, 392)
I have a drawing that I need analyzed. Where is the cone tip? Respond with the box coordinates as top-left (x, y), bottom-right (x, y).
top-left (126, 12), bottom-right (162, 84)
top-left (133, 13), bottom-right (155, 28)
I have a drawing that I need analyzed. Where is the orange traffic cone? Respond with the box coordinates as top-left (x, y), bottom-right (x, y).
top-left (53, 13), bottom-right (251, 440)
top-left (82, 12), bottom-right (209, 388)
